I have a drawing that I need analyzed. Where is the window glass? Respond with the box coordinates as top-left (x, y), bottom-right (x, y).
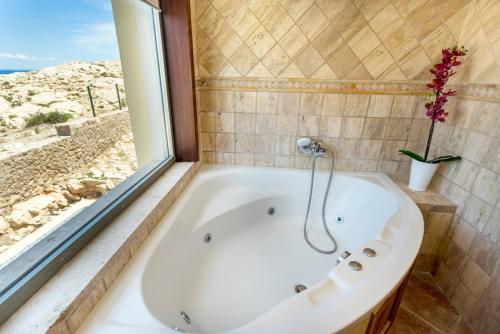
top-left (0, 0), bottom-right (172, 282)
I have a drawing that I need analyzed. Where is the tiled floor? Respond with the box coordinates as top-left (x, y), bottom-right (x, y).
top-left (389, 272), bottom-right (475, 334)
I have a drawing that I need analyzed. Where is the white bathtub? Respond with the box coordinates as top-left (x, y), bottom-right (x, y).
top-left (79, 164), bottom-right (423, 334)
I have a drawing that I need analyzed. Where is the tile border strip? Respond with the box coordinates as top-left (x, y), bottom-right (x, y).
top-left (196, 77), bottom-right (500, 101)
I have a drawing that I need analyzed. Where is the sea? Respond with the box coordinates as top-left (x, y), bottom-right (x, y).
top-left (0, 69), bottom-right (32, 75)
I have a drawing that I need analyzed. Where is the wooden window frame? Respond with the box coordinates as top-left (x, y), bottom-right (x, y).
top-left (160, 0), bottom-right (199, 162)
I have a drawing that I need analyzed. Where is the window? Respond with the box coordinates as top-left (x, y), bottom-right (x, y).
top-left (0, 0), bottom-right (173, 323)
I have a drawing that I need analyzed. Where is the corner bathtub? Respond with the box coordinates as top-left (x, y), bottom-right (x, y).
top-left (79, 164), bottom-right (424, 334)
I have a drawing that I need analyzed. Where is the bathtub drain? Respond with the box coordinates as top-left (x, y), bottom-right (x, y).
top-left (180, 311), bottom-right (191, 325)
top-left (204, 233), bottom-right (212, 244)
top-left (294, 284), bottom-right (307, 293)
top-left (267, 207), bottom-right (275, 215)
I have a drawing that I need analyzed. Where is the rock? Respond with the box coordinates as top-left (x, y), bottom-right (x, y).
top-left (0, 217), bottom-right (10, 234)
top-left (49, 101), bottom-right (85, 115)
top-left (81, 178), bottom-right (105, 187)
top-left (13, 192), bottom-right (68, 216)
top-left (67, 179), bottom-right (85, 195)
top-left (95, 183), bottom-right (108, 194)
top-left (0, 233), bottom-right (19, 247)
top-left (8, 209), bottom-right (32, 228)
top-left (0, 96), bottom-right (9, 113)
top-left (30, 92), bottom-right (66, 107)
top-left (62, 190), bottom-right (80, 202)
top-left (67, 178), bottom-right (108, 197)
top-left (16, 226), bottom-right (35, 238)
top-left (105, 179), bottom-right (115, 190)
top-left (9, 103), bottom-right (48, 118)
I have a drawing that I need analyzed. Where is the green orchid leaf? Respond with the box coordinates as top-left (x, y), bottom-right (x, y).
top-left (428, 155), bottom-right (462, 164)
top-left (398, 149), bottom-right (425, 162)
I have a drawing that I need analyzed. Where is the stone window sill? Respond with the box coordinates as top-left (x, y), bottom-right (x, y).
top-left (0, 162), bottom-right (200, 334)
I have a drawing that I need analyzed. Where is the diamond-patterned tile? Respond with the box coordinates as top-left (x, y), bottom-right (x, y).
top-left (194, 0), bottom-right (500, 83)
top-left (405, 0), bottom-right (443, 41)
top-left (279, 63), bottom-right (305, 78)
top-left (354, 0), bottom-right (390, 21)
top-left (213, 24), bottom-right (243, 58)
top-left (383, 24), bottom-right (419, 62)
top-left (279, 0), bottom-right (314, 21)
top-left (247, 62), bottom-right (273, 77)
top-left (447, 4), bottom-right (486, 54)
top-left (316, 0), bottom-right (347, 20)
top-left (195, 0), bottom-right (211, 19)
top-left (230, 44), bottom-right (259, 75)
top-left (362, 44), bottom-right (395, 78)
top-left (198, 6), bottom-right (227, 41)
top-left (278, 25), bottom-right (309, 58)
top-left (348, 24), bottom-right (381, 60)
top-left (329, 1), bottom-right (367, 40)
top-left (246, 0), bottom-right (278, 20)
top-left (262, 5), bottom-right (294, 41)
top-left (326, 44), bottom-right (360, 78)
top-left (226, 4), bottom-right (260, 40)
top-left (198, 42), bottom-right (226, 75)
top-left (294, 45), bottom-right (324, 78)
top-left (297, 4), bottom-right (329, 40)
top-left (400, 48), bottom-right (431, 79)
top-left (369, 4), bottom-right (404, 41)
top-left (262, 44), bottom-right (291, 76)
top-left (345, 63), bottom-right (373, 80)
top-left (311, 63), bottom-right (338, 79)
top-left (312, 24), bottom-right (344, 59)
top-left (212, 0), bottom-right (239, 18)
top-left (246, 25), bottom-right (276, 58)
top-left (421, 25), bottom-right (457, 61)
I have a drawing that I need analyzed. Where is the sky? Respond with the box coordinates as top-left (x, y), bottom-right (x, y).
top-left (0, 0), bottom-right (119, 70)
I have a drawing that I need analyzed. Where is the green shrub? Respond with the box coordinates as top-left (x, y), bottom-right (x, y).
top-left (26, 111), bottom-right (73, 127)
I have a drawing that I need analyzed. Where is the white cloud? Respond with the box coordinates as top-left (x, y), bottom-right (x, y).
top-left (0, 52), bottom-right (55, 61)
top-left (71, 22), bottom-right (118, 54)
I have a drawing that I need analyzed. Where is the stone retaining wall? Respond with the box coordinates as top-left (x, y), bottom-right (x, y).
top-left (0, 111), bottom-right (132, 210)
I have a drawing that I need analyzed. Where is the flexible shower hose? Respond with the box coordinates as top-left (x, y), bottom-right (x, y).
top-left (303, 154), bottom-right (338, 254)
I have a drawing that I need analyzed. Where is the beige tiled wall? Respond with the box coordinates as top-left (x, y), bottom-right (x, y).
top-left (428, 97), bottom-right (500, 333)
top-left (192, 1), bottom-right (500, 333)
top-left (197, 89), bottom-right (433, 178)
top-left (193, 0), bottom-right (500, 83)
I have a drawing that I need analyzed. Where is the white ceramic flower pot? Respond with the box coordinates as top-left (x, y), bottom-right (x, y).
top-left (408, 159), bottom-right (439, 191)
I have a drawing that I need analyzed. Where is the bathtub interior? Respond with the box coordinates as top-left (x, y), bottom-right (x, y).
top-left (141, 168), bottom-right (401, 333)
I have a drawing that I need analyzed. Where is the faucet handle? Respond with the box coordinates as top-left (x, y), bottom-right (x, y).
top-left (296, 137), bottom-right (312, 148)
